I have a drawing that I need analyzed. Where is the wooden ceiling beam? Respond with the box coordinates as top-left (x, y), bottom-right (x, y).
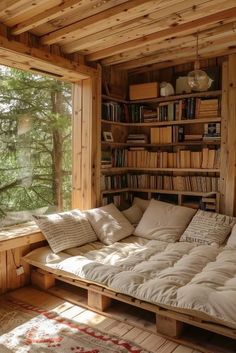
top-left (62, 0), bottom-right (222, 53)
top-left (40, 0), bottom-right (172, 46)
top-left (102, 22), bottom-right (236, 66)
top-left (1, 0), bottom-right (60, 25)
top-left (114, 37), bottom-right (236, 70)
top-left (0, 33), bottom-right (97, 81)
top-left (0, 1), bottom-right (25, 14)
top-left (11, 0), bottom-right (92, 35)
top-left (86, 6), bottom-right (236, 62)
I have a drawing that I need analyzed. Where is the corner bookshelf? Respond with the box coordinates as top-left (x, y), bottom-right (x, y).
top-left (100, 89), bottom-right (222, 211)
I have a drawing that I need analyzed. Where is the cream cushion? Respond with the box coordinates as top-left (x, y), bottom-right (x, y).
top-left (85, 203), bottom-right (134, 245)
top-left (122, 205), bottom-right (143, 225)
top-left (24, 240), bottom-right (236, 329)
top-left (134, 199), bottom-right (196, 242)
top-left (132, 197), bottom-right (150, 212)
top-left (180, 210), bottom-right (235, 245)
top-left (227, 224), bottom-right (236, 247)
top-left (33, 210), bottom-right (97, 253)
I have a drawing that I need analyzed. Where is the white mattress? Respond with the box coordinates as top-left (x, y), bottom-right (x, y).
top-left (23, 236), bottom-right (236, 329)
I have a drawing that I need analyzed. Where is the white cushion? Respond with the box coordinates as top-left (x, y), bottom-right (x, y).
top-left (85, 203), bottom-right (134, 245)
top-left (132, 197), bottom-right (151, 212)
top-left (226, 224), bottom-right (236, 248)
top-left (180, 210), bottom-right (236, 245)
top-left (122, 205), bottom-right (143, 225)
top-left (134, 199), bottom-right (196, 242)
top-left (33, 210), bottom-right (97, 253)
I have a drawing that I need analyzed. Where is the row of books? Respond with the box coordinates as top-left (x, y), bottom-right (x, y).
top-left (157, 98), bottom-right (219, 121)
top-left (108, 148), bottom-right (220, 169)
top-left (102, 102), bottom-right (128, 122)
top-left (126, 133), bottom-right (148, 144)
top-left (127, 174), bottom-right (219, 193)
top-left (150, 126), bottom-right (184, 144)
top-left (101, 174), bottom-right (128, 190)
top-left (102, 98), bottom-right (219, 123)
top-left (102, 194), bottom-right (127, 207)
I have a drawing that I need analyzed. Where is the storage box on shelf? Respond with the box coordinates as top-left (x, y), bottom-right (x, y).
top-left (101, 89), bottom-right (221, 209)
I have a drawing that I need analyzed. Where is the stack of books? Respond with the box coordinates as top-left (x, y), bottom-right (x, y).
top-left (196, 98), bottom-right (219, 118)
top-left (126, 133), bottom-right (148, 144)
top-left (101, 150), bottom-right (112, 169)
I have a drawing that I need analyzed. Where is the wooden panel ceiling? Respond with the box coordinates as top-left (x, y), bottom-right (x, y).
top-left (1, 0), bottom-right (236, 70)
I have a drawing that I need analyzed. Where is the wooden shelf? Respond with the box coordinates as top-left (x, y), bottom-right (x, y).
top-left (101, 188), bottom-right (129, 194)
top-left (101, 140), bottom-right (221, 148)
top-left (102, 90), bottom-right (221, 105)
top-left (101, 167), bottom-right (220, 173)
top-left (101, 117), bottom-right (221, 127)
top-left (101, 187), bottom-right (218, 196)
top-left (129, 188), bottom-right (217, 197)
top-left (130, 90), bottom-right (222, 104)
top-left (102, 94), bottom-right (128, 104)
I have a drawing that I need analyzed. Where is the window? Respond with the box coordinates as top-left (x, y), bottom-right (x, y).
top-left (0, 66), bottom-right (72, 227)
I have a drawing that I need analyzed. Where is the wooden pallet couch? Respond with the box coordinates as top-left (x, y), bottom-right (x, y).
top-left (23, 201), bottom-right (236, 340)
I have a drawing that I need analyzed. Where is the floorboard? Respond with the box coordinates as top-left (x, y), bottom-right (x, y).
top-left (2, 286), bottom-right (236, 353)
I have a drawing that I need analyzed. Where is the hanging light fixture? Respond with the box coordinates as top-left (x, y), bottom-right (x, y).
top-left (187, 33), bottom-right (213, 91)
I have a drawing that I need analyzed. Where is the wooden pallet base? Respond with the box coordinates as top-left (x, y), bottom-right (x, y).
top-left (30, 268), bottom-right (236, 340)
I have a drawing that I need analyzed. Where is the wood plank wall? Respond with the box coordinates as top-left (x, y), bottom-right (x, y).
top-left (0, 238), bottom-right (45, 294)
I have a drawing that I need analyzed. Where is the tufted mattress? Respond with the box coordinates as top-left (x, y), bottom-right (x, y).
top-left (23, 236), bottom-right (236, 330)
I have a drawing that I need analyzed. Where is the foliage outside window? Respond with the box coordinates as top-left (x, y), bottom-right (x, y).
top-left (0, 67), bottom-right (72, 228)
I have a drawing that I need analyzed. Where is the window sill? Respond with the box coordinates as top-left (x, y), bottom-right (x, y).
top-left (0, 222), bottom-right (45, 251)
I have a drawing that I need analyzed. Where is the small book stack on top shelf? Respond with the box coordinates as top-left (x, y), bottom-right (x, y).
top-left (197, 98), bottom-right (219, 118)
top-left (126, 133), bottom-right (148, 144)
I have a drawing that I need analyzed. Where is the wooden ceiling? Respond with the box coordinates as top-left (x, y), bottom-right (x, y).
top-left (1, 0), bottom-right (236, 71)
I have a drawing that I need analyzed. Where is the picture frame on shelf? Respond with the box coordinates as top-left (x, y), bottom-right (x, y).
top-left (103, 131), bottom-right (114, 142)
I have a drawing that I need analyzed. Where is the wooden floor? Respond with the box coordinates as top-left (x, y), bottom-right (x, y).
top-left (3, 286), bottom-right (199, 353)
top-left (3, 286), bottom-right (236, 353)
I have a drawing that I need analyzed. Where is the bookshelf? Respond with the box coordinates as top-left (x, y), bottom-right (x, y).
top-left (100, 86), bottom-right (222, 210)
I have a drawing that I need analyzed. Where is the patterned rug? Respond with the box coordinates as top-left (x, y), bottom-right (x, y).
top-left (0, 298), bottom-right (150, 353)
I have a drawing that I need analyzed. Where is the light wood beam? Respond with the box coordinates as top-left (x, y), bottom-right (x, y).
top-left (0, 0), bottom-right (25, 15)
top-left (0, 34), bottom-right (97, 81)
top-left (86, 7), bottom-right (236, 62)
top-left (1, 0), bottom-right (60, 25)
top-left (11, 0), bottom-right (93, 35)
top-left (113, 37), bottom-right (236, 70)
top-left (40, 0), bottom-right (172, 46)
top-left (101, 22), bottom-right (236, 66)
top-left (63, 0), bottom-right (231, 54)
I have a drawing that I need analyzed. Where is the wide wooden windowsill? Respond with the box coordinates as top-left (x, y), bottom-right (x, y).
top-left (0, 222), bottom-right (45, 251)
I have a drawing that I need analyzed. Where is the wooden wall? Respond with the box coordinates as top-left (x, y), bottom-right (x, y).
top-left (0, 228), bottom-right (45, 294)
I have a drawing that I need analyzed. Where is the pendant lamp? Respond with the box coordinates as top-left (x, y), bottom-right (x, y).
top-left (188, 33), bottom-right (213, 91)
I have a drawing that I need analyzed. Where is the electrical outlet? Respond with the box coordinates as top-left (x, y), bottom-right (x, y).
top-left (16, 266), bottom-right (24, 276)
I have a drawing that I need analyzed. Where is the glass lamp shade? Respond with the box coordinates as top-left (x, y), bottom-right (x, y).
top-left (187, 69), bottom-right (212, 92)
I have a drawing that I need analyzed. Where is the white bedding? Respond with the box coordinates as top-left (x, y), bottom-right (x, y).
top-left (23, 236), bottom-right (236, 329)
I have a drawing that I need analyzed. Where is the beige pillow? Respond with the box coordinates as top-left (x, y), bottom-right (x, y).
top-left (180, 210), bottom-right (236, 245)
top-left (33, 210), bottom-right (97, 253)
top-left (122, 205), bottom-right (143, 225)
top-left (226, 224), bottom-right (236, 247)
top-left (85, 203), bottom-right (134, 245)
top-left (134, 199), bottom-right (196, 242)
top-left (132, 197), bottom-right (151, 212)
